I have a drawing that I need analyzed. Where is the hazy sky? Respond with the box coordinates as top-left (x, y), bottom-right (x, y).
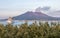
top-left (0, 0), bottom-right (60, 18)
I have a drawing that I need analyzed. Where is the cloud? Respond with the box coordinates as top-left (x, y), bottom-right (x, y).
top-left (41, 7), bottom-right (50, 11)
top-left (47, 10), bottom-right (60, 17)
top-left (35, 6), bottom-right (51, 12)
top-left (35, 6), bottom-right (60, 17)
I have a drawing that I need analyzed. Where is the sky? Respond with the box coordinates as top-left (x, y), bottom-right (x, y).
top-left (0, 0), bottom-right (60, 18)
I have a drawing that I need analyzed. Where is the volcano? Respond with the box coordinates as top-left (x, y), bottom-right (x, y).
top-left (13, 11), bottom-right (58, 20)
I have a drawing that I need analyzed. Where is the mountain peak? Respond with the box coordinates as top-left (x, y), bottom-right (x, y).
top-left (13, 10), bottom-right (56, 20)
top-left (13, 7), bottom-right (60, 20)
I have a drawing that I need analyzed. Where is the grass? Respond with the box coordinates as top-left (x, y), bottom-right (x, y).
top-left (0, 21), bottom-right (60, 38)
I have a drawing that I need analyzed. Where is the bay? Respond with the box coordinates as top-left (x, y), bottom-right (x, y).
top-left (0, 20), bottom-right (60, 26)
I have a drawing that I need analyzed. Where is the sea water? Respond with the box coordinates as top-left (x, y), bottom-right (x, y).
top-left (0, 20), bottom-right (60, 26)
top-left (0, 20), bottom-right (35, 25)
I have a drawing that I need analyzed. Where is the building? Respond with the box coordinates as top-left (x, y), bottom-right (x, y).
top-left (7, 17), bottom-right (13, 24)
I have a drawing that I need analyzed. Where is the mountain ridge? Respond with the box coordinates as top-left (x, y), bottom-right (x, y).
top-left (13, 11), bottom-right (59, 20)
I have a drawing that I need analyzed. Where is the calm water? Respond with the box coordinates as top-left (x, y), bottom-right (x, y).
top-left (0, 20), bottom-right (36, 25)
top-left (0, 20), bottom-right (60, 25)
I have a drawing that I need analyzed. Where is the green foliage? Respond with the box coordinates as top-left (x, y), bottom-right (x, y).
top-left (0, 22), bottom-right (60, 38)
